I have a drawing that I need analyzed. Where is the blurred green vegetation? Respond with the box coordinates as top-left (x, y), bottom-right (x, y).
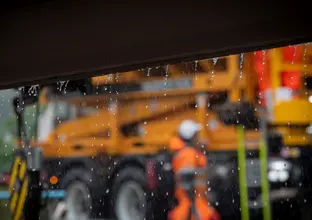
top-left (0, 89), bottom-right (47, 172)
top-left (0, 90), bottom-right (41, 219)
top-left (0, 106), bottom-right (41, 171)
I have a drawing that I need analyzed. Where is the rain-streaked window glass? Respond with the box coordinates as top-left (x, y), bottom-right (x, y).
top-left (1, 43), bottom-right (312, 220)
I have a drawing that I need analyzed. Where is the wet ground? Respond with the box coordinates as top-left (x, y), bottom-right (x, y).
top-left (0, 196), bottom-right (309, 220)
top-left (0, 201), bottom-right (113, 220)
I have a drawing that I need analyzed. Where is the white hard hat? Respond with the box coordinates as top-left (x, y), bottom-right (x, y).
top-left (178, 120), bottom-right (202, 141)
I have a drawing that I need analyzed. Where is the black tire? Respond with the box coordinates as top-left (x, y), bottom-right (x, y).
top-left (111, 166), bottom-right (154, 220)
top-left (60, 167), bottom-right (105, 219)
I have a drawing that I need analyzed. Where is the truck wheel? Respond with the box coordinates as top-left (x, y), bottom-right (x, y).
top-left (60, 168), bottom-right (103, 219)
top-left (112, 167), bottom-right (148, 220)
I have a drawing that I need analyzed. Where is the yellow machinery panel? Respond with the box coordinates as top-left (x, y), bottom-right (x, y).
top-left (277, 126), bottom-right (311, 146)
top-left (273, 99), bottom-right (312, 125)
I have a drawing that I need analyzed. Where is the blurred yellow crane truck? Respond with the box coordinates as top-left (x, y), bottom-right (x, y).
top-left (12, 53), bottom-right (307, 220)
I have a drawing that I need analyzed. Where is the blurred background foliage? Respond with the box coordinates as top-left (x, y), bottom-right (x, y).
top-left (0, 89), bottom-right (46, 172)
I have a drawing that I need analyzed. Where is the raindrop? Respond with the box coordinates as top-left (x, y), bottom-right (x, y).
top-left (147, 68), bottom-right (151, 77)
top-left (165, 65), bottom-right (169, 77)
top-left (194, 60), bottom-right (199, 72)
top-left (291, 45), bottom-right (298, 65)
top-left (213, 57), bottom-right (218, 65)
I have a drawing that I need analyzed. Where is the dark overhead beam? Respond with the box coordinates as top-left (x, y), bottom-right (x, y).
top-left (0, 1), bottom-right (311, 89)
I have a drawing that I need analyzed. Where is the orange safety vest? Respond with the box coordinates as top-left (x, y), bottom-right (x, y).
top-left (170, 136), bottom-right (186, 152)
top-left (172, 146), bottom-right (207, 199)
top-left (168, 145), bottom-right (220, 220)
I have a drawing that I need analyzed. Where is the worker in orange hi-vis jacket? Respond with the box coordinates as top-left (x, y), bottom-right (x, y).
top-left (168, 120), bottom-right (221, 220)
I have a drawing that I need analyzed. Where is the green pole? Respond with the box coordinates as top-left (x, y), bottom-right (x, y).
top-left (258, 107), bottom-right (272, 220)
top-left (259, 136), bottom-right (271, 220)
top-left (237, 126), bottom-right (249, 220)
